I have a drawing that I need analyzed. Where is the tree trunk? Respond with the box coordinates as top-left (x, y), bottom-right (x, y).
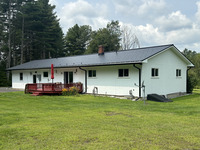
top-left (6, 0), bottom-right (12, 80)
top-left (49, 51), bottom-right (51, 58)
top-left (43, 45), bottom-right (45, 59)
top-left (20, 14), bottom-right (24, 64)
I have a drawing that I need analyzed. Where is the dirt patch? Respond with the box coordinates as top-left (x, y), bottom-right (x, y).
top-left (0, 87), bottom-right (23, 93)
top-left (105, 111), bottom-right (133, 117)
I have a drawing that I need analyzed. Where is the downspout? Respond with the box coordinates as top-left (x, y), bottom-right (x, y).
top-left (186, 67), bottom-right (192, 93)
top-left (133, 64), bottom-right (142, 97)
top-left (79, 67), bottom-right (87, 93)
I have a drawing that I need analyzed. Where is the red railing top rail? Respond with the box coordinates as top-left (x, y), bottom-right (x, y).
top-left (25, 82), bottom-right (83, 94)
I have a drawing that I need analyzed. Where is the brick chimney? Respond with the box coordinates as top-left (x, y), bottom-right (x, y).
top-left (98, 45), bottom-right (104, 55)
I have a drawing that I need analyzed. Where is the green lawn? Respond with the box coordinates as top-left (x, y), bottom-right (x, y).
top-left (0, 92), bottom-right (200, 150)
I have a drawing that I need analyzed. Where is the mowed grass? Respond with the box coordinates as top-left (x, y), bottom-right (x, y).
top-left (0, 92), bottom-right (200, 150)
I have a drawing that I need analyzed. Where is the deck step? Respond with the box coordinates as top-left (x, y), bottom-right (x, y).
top-left (31, 92), bottom-right (43, 96)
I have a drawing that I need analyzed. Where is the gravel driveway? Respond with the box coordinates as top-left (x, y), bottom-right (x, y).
top-left (0, 87), bottom-right (24, 93)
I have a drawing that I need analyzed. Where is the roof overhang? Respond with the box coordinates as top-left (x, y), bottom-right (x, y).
top-left (9, 61), bottom-right (143, 71)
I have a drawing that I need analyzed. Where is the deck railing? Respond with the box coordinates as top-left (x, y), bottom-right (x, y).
top-left (25, 83), bottom-right (83, 94)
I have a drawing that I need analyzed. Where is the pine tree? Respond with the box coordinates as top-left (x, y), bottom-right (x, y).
top-left (64, 24), bottom-right (92, 56)
top-left (13, 0), bottom-right (64, 62)
top-left (0, 0), bottom-right (64, 86)
top-left (0, 0), bottom-right (19, 80)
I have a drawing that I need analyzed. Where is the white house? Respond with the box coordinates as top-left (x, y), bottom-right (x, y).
top-left (8, 44), bottom-right (194, 97)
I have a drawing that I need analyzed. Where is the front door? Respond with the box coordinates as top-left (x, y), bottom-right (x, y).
top-left (33, 75), bottom-right (37, 83)
top-left (64, 72), bottom-right (73, 84)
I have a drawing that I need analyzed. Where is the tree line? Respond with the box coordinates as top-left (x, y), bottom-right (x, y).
top-left (182, 49), bottom-right (200, 92)
top-left (0, 0), bottom-right (198, 92)
top-left (0, 0), bottom-right (139, 86)
top-left (0, 0), bottom-right (63, 85)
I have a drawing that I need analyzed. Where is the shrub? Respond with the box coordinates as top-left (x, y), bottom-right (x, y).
top-left (62, 88), bottom-right (68, 96)
top-left (187, 71), bottom-right (198, 93)
top-left (69, 86), bottom-right (79, 95)
top-left (62, 86), bottom-right (79, 96)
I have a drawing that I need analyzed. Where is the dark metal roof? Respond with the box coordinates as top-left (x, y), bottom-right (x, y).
top-left (8, 44), bottom-right (174, 71)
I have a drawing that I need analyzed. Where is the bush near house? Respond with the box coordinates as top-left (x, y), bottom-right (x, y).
top-left (0, 91), bottom-right (200, 149)
top-left (62, 86), bottom-right (79, 96)
top-left (187, 73), bottom-right (198, 93)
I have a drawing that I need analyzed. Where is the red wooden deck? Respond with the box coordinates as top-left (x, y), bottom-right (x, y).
top-left (25, 83), bottom-right (83, 95)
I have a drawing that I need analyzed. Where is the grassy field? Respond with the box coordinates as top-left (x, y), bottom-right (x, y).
top-left (0, 92), bottom-right (200, 150)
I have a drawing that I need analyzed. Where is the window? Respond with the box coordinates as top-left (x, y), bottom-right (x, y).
top-left (43, 72), bottom-right (48, 77)
top-left (152, 68), bottom-right (159, 77)
top-left (64, 72), bottom-right (73, 84)
top-left (88, 70), bottom-right (96, 77)
top-left (69, 72), bottom-right (73, 83)
top-left (118, 69), bottom-right (129, 77)
top-left (20, 73), bottom-right (23, 80)
top-left (176, 69), bottom-right (181, 77)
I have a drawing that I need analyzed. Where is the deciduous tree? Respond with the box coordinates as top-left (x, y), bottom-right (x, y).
top-left (86, 20), bottom-right (121, 54)
top-left (120, 25), bottom-right (140, 50)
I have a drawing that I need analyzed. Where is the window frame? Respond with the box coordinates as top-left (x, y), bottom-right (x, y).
top-left (118, 69), bottom-right (129, 77)
top-left (176, 69), bottom-right (181, 77)
top-left (151, 68), bottom-right (159, 77)
top-left (43, 72), bottom-right (48, 77)
top-left (88, 70), bottom-right (96, 78)
top-left (20, 73), bottom-right (23, 81)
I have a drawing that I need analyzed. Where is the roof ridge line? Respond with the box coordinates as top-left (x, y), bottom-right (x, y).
top-left (22, 44), bottom-right (175, 62)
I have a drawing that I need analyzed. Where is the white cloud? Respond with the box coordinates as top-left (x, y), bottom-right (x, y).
top-left (119, 23), bottom-right (165, 46)
top-left (49, 0), bottom-right (200, 51)
top-left (112, 0), bottom-right (140, 15)
top-left (121, 22), bottom-right (200, 51)
top-left (134, 24), bottom-right (165, 45)
top-left (58, 0), bottom-right (109, 33)
top-left (61, 0), bottom-right (98, 18)
top-left (196, 1), bottom-right (200, 23)
top-left (113, 0), bottom-right (167, 19)
top-left (176, 43), bottom-right (200, 52)
top-left (156, 11), bottom-right (192, 31)
top-left (49, 0), bottom-right (57, 5)
top-left (138, 0), bottom-right (167, 18)
top-left (165, 24), bottom-right (200, 44)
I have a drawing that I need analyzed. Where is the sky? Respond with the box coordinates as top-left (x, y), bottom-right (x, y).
top-left (49, 0), bottom-right (200, 52)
